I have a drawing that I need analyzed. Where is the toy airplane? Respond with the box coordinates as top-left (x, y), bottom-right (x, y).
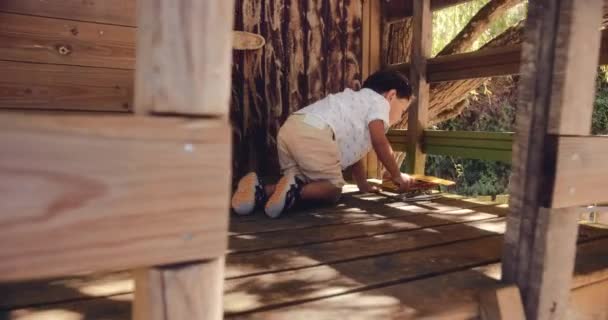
top-left (367, 174), bottom-right (455, 202)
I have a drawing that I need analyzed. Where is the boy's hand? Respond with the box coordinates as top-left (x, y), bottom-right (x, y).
top-left (391, 173), bottom-right (413, 193)
top-left (357, 181), bottom-right (380, 193)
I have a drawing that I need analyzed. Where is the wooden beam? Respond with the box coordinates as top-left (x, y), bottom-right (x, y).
top-left (383, 0), bottom-right (473, 22)
top-left (133, 259), bottom-right (224, 320)
top-left (503, 1), bottom-right (603, 319)
top-left (135, 0), bottom-right (234, 116)
top-left (405, 0), bottom-right (431, 175)
top-left (550, 136), bottom-right (608, 208)
top-left (390, 30), bottom-right (608, 83)
top-left (0, 113), bottom-right (231, 281)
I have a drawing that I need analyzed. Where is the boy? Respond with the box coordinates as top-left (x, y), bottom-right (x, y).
top-left (232, 69), bottom-right (414, 218)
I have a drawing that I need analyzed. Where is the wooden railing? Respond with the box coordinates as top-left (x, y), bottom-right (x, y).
top-left (387, 129), bottom-right (514, 163)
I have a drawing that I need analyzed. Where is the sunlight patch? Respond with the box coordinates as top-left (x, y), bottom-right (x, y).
top-left (77, 279), bottom-right (133, 296)
top-left (10, 309), bottom-right (82, 320)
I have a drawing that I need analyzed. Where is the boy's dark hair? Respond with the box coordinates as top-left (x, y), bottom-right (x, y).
top-left (362, 69), bottom-right (412, 99)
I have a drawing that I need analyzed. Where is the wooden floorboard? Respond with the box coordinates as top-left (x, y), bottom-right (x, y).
top-left (1, 194), bottom-right (608, 319)
top-left (230, 204), bottom-right (508, 253)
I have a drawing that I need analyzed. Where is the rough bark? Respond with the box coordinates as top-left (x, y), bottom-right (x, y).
top-left (437, 0), bottom-right (523, 56)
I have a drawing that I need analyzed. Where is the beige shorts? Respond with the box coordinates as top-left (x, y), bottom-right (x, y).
top-left (277, 114), bottom-right (345, 188)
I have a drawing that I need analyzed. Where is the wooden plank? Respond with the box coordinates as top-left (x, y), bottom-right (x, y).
top-left (230, 196), bottom-right (501, 235)
top-left (424, 145), bottom-right (512, 162)
top-left (0, 61), bottom-right (133, 112)
top-left (227, 217), bottom-right (506, 278)
top-left (1, 228), bottom-right (607, 319)
top-left (224, 236), bottom-right (505, 315)
top-left (503, 1), bottom-right (603, 319)
top-left (405, 0), bottom-right (431, 175)
top-left (551, 136), bottom-right (608, 208)
top-left (135, 0), bottom-right (234, 116)
top-left (225, 235), bottom-right (608, 320)
top-left (133, 259), bottom-right (224, 320)
top-left (479, 286), bottom-right (525, 320)
top-left (0, 0), bottom-right (137, 26)
top-left (0, 113), bottom-right (231, 281)
top-left (390, 29), bottom-right (608, 83)
top-left (0, 13), bottom-right (135, 69)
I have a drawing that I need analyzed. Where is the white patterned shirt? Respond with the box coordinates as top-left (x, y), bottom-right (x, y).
top-left (296, 88), bottom-right (390, 169)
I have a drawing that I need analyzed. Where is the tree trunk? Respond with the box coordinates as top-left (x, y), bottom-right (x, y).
top-left (384, 0), bottom-right (526, 130)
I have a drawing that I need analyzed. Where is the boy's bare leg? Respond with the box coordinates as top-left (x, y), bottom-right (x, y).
top-left (264, 181), bottom-right (340, 204)
top-left (300, 181), bottom-right (341, 203)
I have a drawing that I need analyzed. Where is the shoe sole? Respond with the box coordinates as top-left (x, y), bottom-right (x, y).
top-left (265, 175), bottom-right (294, 218)
top-left (231, 172), bottom-right (258, 215)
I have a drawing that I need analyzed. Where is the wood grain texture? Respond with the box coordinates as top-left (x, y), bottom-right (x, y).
top-left (479, 286), bottom-right (525, 320)
top-left (135, 0), bottom-right (235, 115)
top-left (134, 259), bottom-right (224, 320)
top-left (0, 0), bottom-right (137, 26)
top-left (0, 12), bottom-right (135, 69)
top-left (525, 207), bottom-right (580, 320)
top-left (0, 61), bottom-right (133, 111)
top-left (548, 0), bottom-right (603, 135)
top-left (0, 113), bottom-right (231, 281)
top-left (551, 136), bottom-right (608, 208)
top-left (503, 1), bottom-right (603, 318)
top-left (405, 0), bottom-right (431, 175)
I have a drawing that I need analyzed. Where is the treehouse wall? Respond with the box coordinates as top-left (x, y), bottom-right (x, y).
top-left (0, 0), bottom-right (135, 112)
top-left (231, 0), bottom-right (363, 180)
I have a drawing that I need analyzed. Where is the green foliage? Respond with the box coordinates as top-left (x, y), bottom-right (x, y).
top-left (593, 74), bottom-right (608, 135)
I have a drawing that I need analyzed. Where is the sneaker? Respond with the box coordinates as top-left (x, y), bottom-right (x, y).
top-left (265, 174), bottom-right (303, 218)
top-left (231, 172), bottom-right (266, 215)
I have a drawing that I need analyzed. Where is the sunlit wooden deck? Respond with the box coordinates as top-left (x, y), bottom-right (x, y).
top-left (2, 187), bottom-right (608, 319)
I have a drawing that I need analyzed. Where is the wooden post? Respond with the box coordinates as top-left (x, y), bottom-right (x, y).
top-left (135, 0), bottom-right (234, 116)
top-left (363, 0), bottom-right (383, 179)
top-left (134, 259), bottom-right (225, 320)
top-left (503, 0), bottom-right (603, 319)
top-left (405, 0), bottom-right (431, 175)
top-left (134, 0), bottom-right (234, 319)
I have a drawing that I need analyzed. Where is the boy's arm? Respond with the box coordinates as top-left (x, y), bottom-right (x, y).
top-left (369, 120), bottom-right (411, 191)
top-left (350, 158), bottom-right (377, 193)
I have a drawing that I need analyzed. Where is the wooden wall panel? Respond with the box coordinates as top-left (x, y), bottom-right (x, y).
top-left (0, 13), bottom-right (135, 69)
top-left (0, 114), bottom-right (230, 281)
top-left (0, 0), bottom-right (136, 26)
top-left (0, 61), bottom-right (133, 112)
top-left (230, 0), bottom-right (363, 180)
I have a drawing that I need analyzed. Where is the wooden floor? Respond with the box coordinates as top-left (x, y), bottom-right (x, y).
top-left (2, 187), bottom-right (608, 319)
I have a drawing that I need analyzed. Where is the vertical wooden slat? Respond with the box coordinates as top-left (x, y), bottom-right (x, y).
top-left (405, 0), bottom-right (431, 175)
top-left (134, 0), bottom-right (234, 318)
top-left (363, 0), bottom-right (383, 179)
top-left (135, 0), bottom-right (234, 116)
top-left (134, 259), bottom-right (225, 320)
top-left (503, 0), bottom-right (602, 319)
